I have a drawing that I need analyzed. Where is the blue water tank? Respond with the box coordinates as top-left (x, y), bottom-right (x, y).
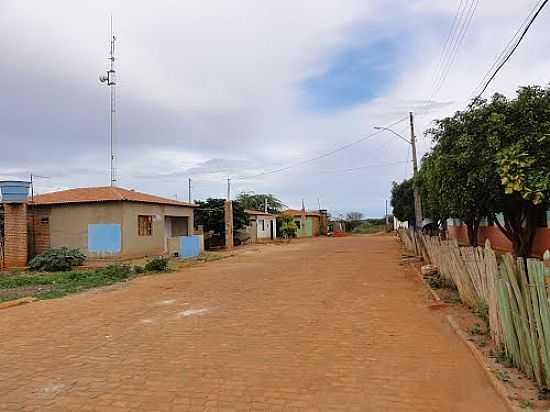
top-left (0, 181), bottom-right (31, 203)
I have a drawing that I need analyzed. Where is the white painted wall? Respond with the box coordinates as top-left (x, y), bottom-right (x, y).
top-left (256, 217), bottom-right (276, 240)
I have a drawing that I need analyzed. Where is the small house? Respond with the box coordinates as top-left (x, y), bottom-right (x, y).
top-left (27, 186), bottom-right (200, 260)
top-left (285, 209), bottom-right (328, 237)
top-left (244, 209), bottom-right (277, 243)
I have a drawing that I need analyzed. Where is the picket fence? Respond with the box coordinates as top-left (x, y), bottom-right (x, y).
top-left (397, 228), bottom-right (550, 389)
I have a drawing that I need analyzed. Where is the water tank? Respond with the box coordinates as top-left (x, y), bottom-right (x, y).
top-left (0, 181), bottom-right (31, 203)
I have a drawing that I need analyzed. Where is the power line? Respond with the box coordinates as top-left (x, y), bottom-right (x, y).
top-left (237, 116), bottom-right (408, 180)
top-left (430, 0), bottom-right (467, 95)
top-left (431, 0), bottom-right (479, 98)
top-left (471, 0), bottom-right (544, 98)
top-left (473, 0), bottom-right (549, 99)
top-left (317, 160), bottom-right (409, 175)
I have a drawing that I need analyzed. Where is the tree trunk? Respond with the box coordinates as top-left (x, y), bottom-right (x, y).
top-left (495, 201), bottom-right (540, 258)
top-left (466, 218), bottom-right (480, 247)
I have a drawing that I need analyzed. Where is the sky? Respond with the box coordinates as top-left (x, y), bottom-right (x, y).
top-left (1, 0), bottom-right (550, 217)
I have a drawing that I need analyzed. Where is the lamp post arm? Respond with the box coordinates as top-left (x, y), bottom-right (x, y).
top-left (374, 127), bottom-right (411, 145)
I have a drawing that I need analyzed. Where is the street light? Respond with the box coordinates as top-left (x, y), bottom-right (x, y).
top-left (375, 112), bottom-right (423, 228)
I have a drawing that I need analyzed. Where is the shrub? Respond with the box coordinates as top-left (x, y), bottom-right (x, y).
top-left (133, 265), bottom-right (145, 274)
top-left (144, 257), bottom-right (169, 272)
top-left (29, 247), bottom-right (86, 272)
top-left (278, 213), bottom-right (298, 239)
top-left (97, 264), bottom-right (132, 279)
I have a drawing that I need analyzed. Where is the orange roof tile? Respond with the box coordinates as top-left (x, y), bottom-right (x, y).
top-left (30, 186), bottom-right (197, 207)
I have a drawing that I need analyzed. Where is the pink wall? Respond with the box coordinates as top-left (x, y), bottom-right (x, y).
top-left (448, 224), bottom-right (550, 257)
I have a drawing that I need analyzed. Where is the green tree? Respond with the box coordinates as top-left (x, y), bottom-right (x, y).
top-left (390, 179), bottom-right (416, 226)
top-left (491, 86), bottom-right (550, 257)
top-left (421, 85), bottom-right (550, 256)
top-left (422, 98), bottom-right (503, 246)
top-left (194, 198), bottom-right (248, 243)
top-left (278, 212), bottom-right (298, 240)
top-left (236, 192), bottom-right (285, 214)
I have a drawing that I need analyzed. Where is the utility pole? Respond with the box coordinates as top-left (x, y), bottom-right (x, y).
top-left (30, 173), bottom-right (34, 202)
top-left (188, 178), bottom-right (192, 203)
top-left (226, 177), bottom-right (231, 200)
top-left (409, 111), bottom-right (423, 228)
top-left (99, 16), bottom-right (117, 186)
top-left (385, 199), bottom-right (389, 232)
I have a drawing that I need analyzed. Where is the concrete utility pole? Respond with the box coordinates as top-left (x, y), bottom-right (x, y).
top-left (374, 112), bottom-right (423, 229)
top-left (409, 111), bottom-right (423, 228)
top-left (226, 177), bottom-right (231, 200)
top-left (188, 178), bottom-right (192, 203)
top-left (385, 199), bottom-right (389, 232)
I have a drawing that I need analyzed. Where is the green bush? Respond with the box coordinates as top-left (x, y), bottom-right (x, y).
top-left (28, 247), bottom-right (86, 272)
top-left (144, 257), bottom-right (169, 272)
top-left (97, 264), bottom-right (132, 279)
top-left (278, 213), bottom-right (298, 239)
top-left (133, 265), bottom-right (145, 274)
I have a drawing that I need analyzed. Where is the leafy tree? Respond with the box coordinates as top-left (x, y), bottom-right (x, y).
top-left (236, 192), bottom-right (285, 214)
top-left (391, 179), bottom-right (416, 226)
top-left (194, 198), bottom-right (248, 242)
top-left (422, 98), bottom-right (503, 246)
top-left (491, 86), bottom-right (550, 257)
top-left (420, 85), bottom-right (550, 256)
top-left (278, 213), bottom-right (298, 240)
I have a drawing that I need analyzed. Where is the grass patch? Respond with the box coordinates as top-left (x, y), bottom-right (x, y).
top-left (0, 258), bottom-right (170, 303)
top-left (352, 223), bottom-right (386, 234)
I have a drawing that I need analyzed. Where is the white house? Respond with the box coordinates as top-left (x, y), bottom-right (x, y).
top-left (244, 209), bottom-right (277, 242)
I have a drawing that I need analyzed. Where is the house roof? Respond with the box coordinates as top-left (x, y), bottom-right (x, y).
top-left (285, 208), bottom-right (321, 217)
top-left (245, 209), bottom-right (275, 217)
top-left (30, 186), bottom-right (198, 208)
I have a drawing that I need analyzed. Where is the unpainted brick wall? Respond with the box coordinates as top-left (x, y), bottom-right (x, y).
top-left (4, 203), bottom-right (28, 268)
top-left (27, 207), bottom-right (51, 258)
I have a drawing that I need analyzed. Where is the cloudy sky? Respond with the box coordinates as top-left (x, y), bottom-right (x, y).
top-left (1, 0), bottom-right (549, 217)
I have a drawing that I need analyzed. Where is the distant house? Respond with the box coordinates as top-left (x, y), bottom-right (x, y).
top-left (27, 186), bottom-right (200, 260)
top-left (244, 209), bottom-right (277, 243)
top-left (285, 209), bottom-right (328, 237)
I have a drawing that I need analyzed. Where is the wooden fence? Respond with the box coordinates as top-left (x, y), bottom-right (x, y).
top-left (397, 228), bottom-right (550, 389)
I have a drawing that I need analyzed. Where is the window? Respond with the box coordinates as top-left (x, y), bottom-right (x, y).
top-left (295, 220), bottom-right (301, 229)
top-left (40, 217), bottom-right (49, 225)
top-left (260, 219), bottom-right (265, 231)
top-left (138, 215), bottom-right (153, 236)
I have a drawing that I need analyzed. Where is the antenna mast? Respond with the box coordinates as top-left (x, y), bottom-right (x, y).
top-left (100, 16), bottom-right (117, 186)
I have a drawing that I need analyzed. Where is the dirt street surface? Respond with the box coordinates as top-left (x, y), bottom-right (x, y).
top-left (0, 235), bottom-right (506, 411)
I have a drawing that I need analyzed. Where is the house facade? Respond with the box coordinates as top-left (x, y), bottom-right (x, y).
top-left (286, 209), bottom-right (328, 237)
top-left (27, 186), bottom-right (199, 260)
top-left (244, 209), bottom-right (277, 243)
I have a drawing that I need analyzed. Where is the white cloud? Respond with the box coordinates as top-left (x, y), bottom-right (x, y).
top-left (1, 0), bottom-right (549, 215)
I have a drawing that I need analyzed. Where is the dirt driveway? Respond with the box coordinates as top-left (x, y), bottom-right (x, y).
top-left (0, 235), bottom-right (506, 411)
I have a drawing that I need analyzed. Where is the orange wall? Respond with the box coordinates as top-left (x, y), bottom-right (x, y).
top-left (447, 224), bottom-right (550, 257)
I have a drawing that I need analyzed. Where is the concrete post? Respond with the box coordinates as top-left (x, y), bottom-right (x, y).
top-left (4, 203), bottom-right (28, 268)
top-left (224, 200), bottom-right (234, 249)
top-left (319, 209), bottom-right (328, 235)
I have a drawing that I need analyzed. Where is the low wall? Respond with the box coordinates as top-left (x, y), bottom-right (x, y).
top-left (448, 224), bottom-right (550, 257)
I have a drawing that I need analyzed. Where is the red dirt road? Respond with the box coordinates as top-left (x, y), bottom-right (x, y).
top-left (0, 235), bottom-right (506, 411)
